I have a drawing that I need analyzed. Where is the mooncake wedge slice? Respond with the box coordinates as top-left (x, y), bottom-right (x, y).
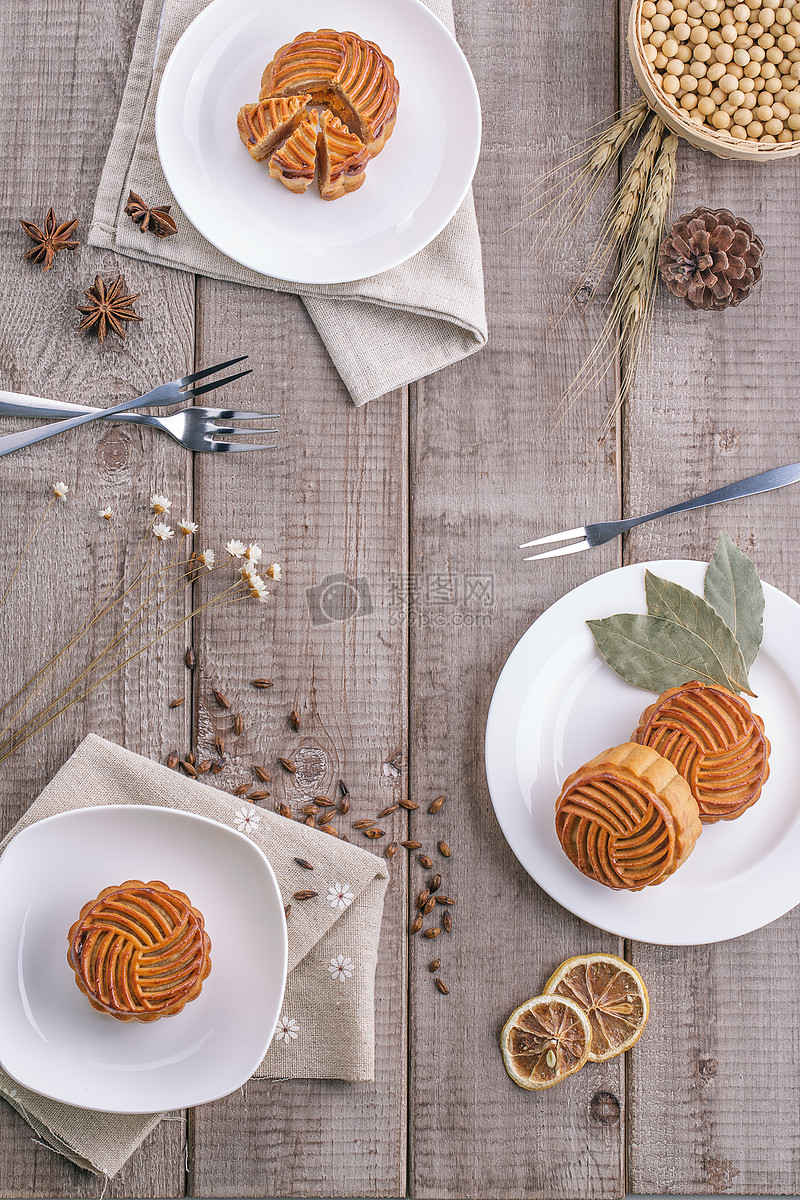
top-left (236, 94), bottom-right (312, 161)
top-left (268, 113), bottom-right (318, 194)
top-left (317, 109), bottom-right (368, 199)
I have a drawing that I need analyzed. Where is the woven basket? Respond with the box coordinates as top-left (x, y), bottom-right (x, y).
top-left (628, 0), bottom-right (800, 161)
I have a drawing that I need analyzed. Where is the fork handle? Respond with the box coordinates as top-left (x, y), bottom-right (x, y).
top-left (0, 394), bottom-right (158, 458)
top-left (0, 391), bottom-right (145, 421)
top-left (617, 461), bottom-right (800, 536)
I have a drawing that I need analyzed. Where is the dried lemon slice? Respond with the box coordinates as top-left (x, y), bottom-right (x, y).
top-left (500, 995), bottom-right (592, 1090)
top-left (543, 952), bottom-right (649, 1062)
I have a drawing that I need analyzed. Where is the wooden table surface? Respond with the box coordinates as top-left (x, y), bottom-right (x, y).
top-left (2, 0), bottom-right (800, 1195)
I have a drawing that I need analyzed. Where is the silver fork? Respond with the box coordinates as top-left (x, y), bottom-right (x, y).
top-left (520, 461), bottom-right (800, 560)
top-left (0, 392), bottom-right (279, 453)
top-left (0, 357), bottom-right (263, 459)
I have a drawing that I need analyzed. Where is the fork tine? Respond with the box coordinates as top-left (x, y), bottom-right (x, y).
top-left (211, 426), bottom-right (279, 437)
top-left (523, 539), bottom-right (590, 561)
top-left (182, 356), bottom-right (248, 385)
top-left (209, 411), bottom-right (280, 421)
top-left (189, 369), bottom-right (253, 398)
top-left (519, 525), bottom-right (587, 549)
top-left (212, 441), bottom-right (277, 452)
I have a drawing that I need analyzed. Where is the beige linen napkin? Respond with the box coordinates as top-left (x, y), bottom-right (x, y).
top-left (0, 734), bottom-right (389, 1177)
top-left (88, 0), bottom-right (487, 406)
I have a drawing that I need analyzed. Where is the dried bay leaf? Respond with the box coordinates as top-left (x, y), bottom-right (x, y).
top-left (644, 570), bottom-right (753, 695)
top-left (587, 613), bottom-right (754, 695)
top-left (704, 530), bottom-right (764, 671)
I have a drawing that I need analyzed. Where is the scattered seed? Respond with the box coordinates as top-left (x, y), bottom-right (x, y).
top-left (314, 795), bottom-right (335, 807)
top-left (233, 784), bottom-right (251, 796)
top-left (385, 842), bottom-right (398, 859)
top-left (377, 804), bottom-right (399, 818)
top-left (546, 1050), bottom-right (556, 1069)
top-left (289, 709), bottom-right (301, 731)
top-left (364, 828), bottom-right (385, 839)
top-left (338, 796), bottom-right (351, 814)
top-left (197, 759), bottom-right (213, 775)
top-left (185, 648), bottom-right (196, 670)
top-left (438, 841), bottom-right (451, 857)
top-left (398, 798), bottom-right (419, 810)
top-left (320, 824), bottom-right (339, 836)
top-left (430, 874), bottom-right (442, 893)
top-left (210, 759), bottom-right (225, 774)
top-left (443, 911), bottom-right (453, 933)
top-left (301, 804), bottom-right (320, 816)
top-left (279, 757), bottom-right (296, 773)
top-left (410, 914), bottom-right (423, 934)
top-left (338, 779), bottom-right (349, 797)
top-left (233, 713), bottom-right (244, 737)
top-left (438, 896), bottom-right (456, 906)
top-left (212, 688), bottom-right (230, 709)
top-left (179, 760), bottom-right (197, 777)
top-left (251, 678), bottom-right (273, 689)
top-left (423, 927), bottom-right (441, 939)
top-left (166, 752), bottom-right (179, 770)
top-left (353, 819), bottom-right (376, 830)
top-left (435, 979), bottom-right (449, 995)
top-left (186, 751), bottom-right (195, 766)
top-left (293, 890), bottom-right (318, 901)
top-left (428, 959), bottom-right (441, 973)
top-left (423, 897), bottom-right (437, 916)
top-left (428, 795), bottom-right (445, 814)
top-left (215, 735), bottom-right (225, 756)
top-left (249, 789), bottom-right (270, 801)
top-left (417, 889), bottom-right (430, 910)
top-left (284, 904), bottom-right (291, 919)
top-left (340, 834), bottom-right (350, 843)
top-left (401, 840), bottom-right (422, 850)
top-left (278, 803), bottom-right (292, 818)
top-left (295, 857), bottom-right (314, 870)
top-left (169, 696), bottom-right (185, 709)
top-left (304, 816), bottom-right (316, 827)
top-left (419, 854), bottom-right (433, 869)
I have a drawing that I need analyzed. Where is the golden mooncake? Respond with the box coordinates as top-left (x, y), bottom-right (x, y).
top-left (555, 742), bottom-right (702, 891)
top-left (632, 681), bottom-right (770, 822)
top-left (268, 114), bottom-right (318, 193)
top-left (67, 880), bottom-right (212, 1022)
top-left (236, 94), bottom-right (312, 161)
top-left (260, 29), bottom-right (399, 157)
top-left (317, 109), bottom-right (368, 199)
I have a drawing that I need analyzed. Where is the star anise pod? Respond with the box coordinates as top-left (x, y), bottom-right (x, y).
top-left (77, 275), bottom-right (142, 344)
top-left (19, 207), bottom-right (79, 271)
top-left (124, 190), bottom-right (177, 238)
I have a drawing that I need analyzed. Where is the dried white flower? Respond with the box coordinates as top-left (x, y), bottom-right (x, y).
top-left (265, 563), bottom-right (282, 581)
top-left (247, 573), bottom-right (269, 602)
top-left (197, 548), bottom-right (215, 570)
top-left (52, 481), bottom-right (69, 500)
top-left (152, 522), bottom-right (175, 542)
top-left (226, 539), bottom-right (247, 558)
top-left (98, 507), bottom-right (113, 521)
top-left (150, 494), bottom-right (172, 515)
top-left (245, 543), bottom-right (262, 563)
top-left (178, 520), bottom-right (198, 536)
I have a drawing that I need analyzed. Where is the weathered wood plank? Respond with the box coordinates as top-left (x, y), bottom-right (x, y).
top-left (0, 0), bottom-right (192, 1194)
top-left (621, 40), bottom-right (800, 1193)
top-left (188, 282), bottom-right (408, 1198)
top-left (407, 0), bottom-right (626, 1193)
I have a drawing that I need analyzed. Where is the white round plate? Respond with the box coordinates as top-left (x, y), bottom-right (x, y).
top-left (485, 560), bottom-right (800, 945)
top-left (0, 806), bottom-right (287, 1111)
top-left (155, 0), bottom-right (481, 284)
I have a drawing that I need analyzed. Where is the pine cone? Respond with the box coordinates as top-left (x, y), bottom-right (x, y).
top-left (658, 207), bottom-right (763, 311)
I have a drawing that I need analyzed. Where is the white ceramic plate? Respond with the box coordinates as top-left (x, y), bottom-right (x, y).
top-left (485, 560), bottom-right (800, 945)
top-left (155, 0), bottom-right (481, 284)
top-left (0, 806), bottom-right (287, 1111)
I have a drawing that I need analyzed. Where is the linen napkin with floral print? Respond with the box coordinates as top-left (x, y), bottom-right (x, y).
top-left (0, 734), bottom-right (389, 1177)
